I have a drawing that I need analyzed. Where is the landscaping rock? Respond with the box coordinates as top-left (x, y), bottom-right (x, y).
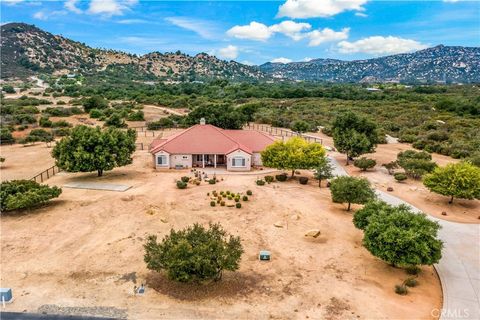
top-left (291, 214), bottom-right (300, 220)
top-left (304, 229), bottom-right (321, 238)
top-left (441, 211), bottom-right (447, 216)
top-left (274, 221), bottom-right (284, 228)
top-left (387, 187), bottom-right (394, 192)
top-left (160, 217), bottom-right (169, 223)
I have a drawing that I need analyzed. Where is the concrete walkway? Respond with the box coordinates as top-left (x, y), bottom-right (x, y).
top-left (63, 182), bottom-right (131, 192)
top-left (328, 156), bottom-right (480, 320)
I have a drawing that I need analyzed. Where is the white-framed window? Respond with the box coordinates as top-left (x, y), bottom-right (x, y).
top-left (232, 157), bottom-right (246, 167)
top-left (157, 155), bottom-right (167, 165)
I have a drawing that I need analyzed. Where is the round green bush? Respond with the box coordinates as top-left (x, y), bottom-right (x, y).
top-left (234, 197), bottom-right (240, 202)
top-left (394, 172), bottom-right (407, 182)
top-left (264, 175), bottom-right (274, 183)
top-left (299, 177), bottom-right (309, 185)
top-left (176, 181), bottom-right (187, 189)
top-left (210, 201), bottom-right (216, 207)
top-left (181, 176), bottom-right (190, 183)
top-left (208, 179), bottom-right (216, 184)
top-left (275, 173), bottom-right (288, 182)
top-left (220, 201), bottom-right (225, 206)
top-left (242, 195), bottom-right (248, 201)
top-left (256, 179), bottom-right (265, 186)
top-left (246, 190), bottom-right (253, 196)
top-left (236, 203), bottom-right (242, 209)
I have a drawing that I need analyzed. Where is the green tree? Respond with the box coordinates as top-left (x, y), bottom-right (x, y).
top-left (330, 176), bottom-right (375, 211)
top-left (26, 129), bottom-right (54, 146)
top-left (397, 150), bottom-right (436, 179)
top-left (261, 137), bottom-right (326, 178)
top-left (144, 223), bottom-right (243, 283)
top-left (353, 200), bottom-right (409, 230)
top-left (291, 120), bottom-right (310, 134)
top-left (185, 104), bottom-right (246, 129)
top-left (82, 95), bottom-right (108, 112)
top-left (105, 112), bottom-right (126, 128)
top-left (313, 157), bottom-right (334, 187)
top-left (52, 125), bottom-right (136, 176)
top-left (2, 85), bottom-right (15, 94)
top-left (362, 204), bottom-right (443, 267)
top-left (0, 128), bottom-right (14, 144)
top-left (423, 162), bottom-right (480, 204)
top-left (353, 157), bottom-right (377, 171)
top-left (0, 180), bottom-right (62, 212)
top-left (332, 112), bottom-right (378, 165)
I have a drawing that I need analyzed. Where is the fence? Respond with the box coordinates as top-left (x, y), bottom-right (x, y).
top-left (135, 142), bottom-right (144, 150)
top-left (31, 165), bottom-right (62, 183)
top-left (245, 123), bottom-right (323, 145)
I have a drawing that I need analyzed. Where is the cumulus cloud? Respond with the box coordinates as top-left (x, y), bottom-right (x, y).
top-left (33, 11), bottom-right (48, 20)
top-left (307, 27), bottom-right (349, 46)
top-left (355, 12), bottom-right (368, 17)
top-left (33, 9), bottom-right (66, 21)
top-left (88, 0), bottom-right (138, 17)
top-left (277, 0), bottom-right (368, 18)
top-left (217, 45), bottom-right (239, 59)
top-left (64, 0), bottom-right (82, 14)
top-left (269, 20), bottom-right (311, 41)
top-left (227, 21), bottom-right (273, 41)
top-left (271, 57), bottom-right (292, 63)
top-left (337, 36), bottom-right (428, 55)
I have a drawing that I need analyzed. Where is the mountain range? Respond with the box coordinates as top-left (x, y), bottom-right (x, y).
top-left (1, 23), bottom-right (479, 84)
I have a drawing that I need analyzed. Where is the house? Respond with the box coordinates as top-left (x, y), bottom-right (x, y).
top-left (149, 119), bottom-right (275, 171)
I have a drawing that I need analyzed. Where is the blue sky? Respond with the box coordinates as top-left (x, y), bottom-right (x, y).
top-left (1, 0), bottom-right (479, 65)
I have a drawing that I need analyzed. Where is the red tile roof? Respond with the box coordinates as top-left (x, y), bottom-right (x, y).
top-left (149, 124), bottom-right (275, 155)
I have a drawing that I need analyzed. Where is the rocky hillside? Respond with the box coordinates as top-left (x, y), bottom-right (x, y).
top-left (0, 23), bottom-right (265, 81)
top-left (260, 45), bottom-right (480, 83)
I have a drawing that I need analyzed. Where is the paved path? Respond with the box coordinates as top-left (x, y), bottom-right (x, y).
top-left (63, 182), bottom-right (131, 192)
top-left (328, 156), bottom-right (480, 320)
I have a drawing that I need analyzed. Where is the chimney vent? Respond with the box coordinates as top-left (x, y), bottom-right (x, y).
top-left (200, 118), bottom-right (206, 125)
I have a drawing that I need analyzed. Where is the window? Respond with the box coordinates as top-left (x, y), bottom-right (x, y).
top-left (182, 156), bottom-right (188, 159)
top-left (232, 157), bottom-right (246, 167)
top-left (157, 155), bottom-right (167, 165)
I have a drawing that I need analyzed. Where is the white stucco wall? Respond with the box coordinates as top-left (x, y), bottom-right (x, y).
top-left (252, 152), bottom-right (263, 166)
top-left (226, 149), bottom-right (252, 171)
top-left (170, 154), bottom-right (192, 168)
top-left (154, 151), bottom-right (170, 169)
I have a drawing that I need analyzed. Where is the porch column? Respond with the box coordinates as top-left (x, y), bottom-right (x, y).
top-left (202, 154), bottom-right (205, 168)
top-left (214, 154), bottom-right (217, 168)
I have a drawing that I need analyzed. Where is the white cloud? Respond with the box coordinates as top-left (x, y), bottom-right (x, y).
top-left (338, 36), bottom-right (428, 55)
top-left (2, 0), bottom-right (24, 5)
top-left (355, 12), bottom-right (368, 17)
top-left (88, 0), bottom-right (138, 17)
top-left (303, 57), bottom-right (313, 62)
top-left (33, 10), bottom-right (66, 21)
top-left (64, 0), bottom-right (82, 14)
top-left (241, 60), bottom-right (255, 66)
top-left (277, 0), bottom-right (368, 18)
top-left (443, 0), bottom-right (460, 2)
top-left (271, 57), bottom-right (292, 64)
top-left (307, 27), bottom-right (349, 46)
top-left (33, 11), bottom-right (47, 20)
top-left (227, 21), bottom-right (273, 41)
top-left (165, 17), bottom-right (218, 40)
top-left (269, 20), bottom-right (311, 41)
top-left (117, 19), bottom-right (148, 24)
top-left (217, 45), bottom-right (239, 60)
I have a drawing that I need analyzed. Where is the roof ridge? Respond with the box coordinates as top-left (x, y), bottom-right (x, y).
top-left (212, 125), bottom-right (253, 153)
top-left (150, 125), bottom-right (200, 154)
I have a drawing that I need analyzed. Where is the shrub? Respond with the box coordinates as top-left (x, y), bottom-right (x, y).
top-left (405, 278), bottom-right (418, 287)
top-left (236, 203), bottom-right (242, 209)
top-left (220, 201), bottom-right (225, 206)
top-left (264, 175), bottom-right (274, 183)
top-left (382, 161), bottom-right (398, 175)
top-left (52, 120), bottom-right (72, 128)
top-left (397, 150), bottom-right (436, 179)
top-left (299, 177), bottom-right (309, 185)
top-left (234, 197), bottom-right (240, 203)
top-left (353, 157), bottom-right (377, 171)
top-left (395, 285), bottom-right (408, 295)
top-left (89, 109), bottom-right (103, 119)
top-left (210, 201), bottom-right (216, 207)
top-left (330, 176), bottom-right (376, 211)
top-left (127, 110), bottom-right (145, 121)
top-left (405, 266), bottom-right (421, 275)
top-left (394, 172), bottom-right (407, 182)
top-left (242, 195), bottom-right (248, 201)
top-left (256, 179), bottom-right (265, 186)
top-left (208, 179), bottom-right (216, 184)
top-left (0, 180), bottom-right (62, 211)
top-left (39, 116), bottom-right (53, 128)
top-left (181, 176), bottom-right (190, 183)
top-left (144, 223), bottom-right (243, 282)
top-left (275, 173), bottom-right (288, 182)
top-left (176, 181), bottom-right (187, 189)
top-left (246, 190), bottom-right (253, 196)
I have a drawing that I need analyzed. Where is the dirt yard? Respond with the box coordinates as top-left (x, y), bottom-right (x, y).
top-left (1, 147), bottom-right (441, 319)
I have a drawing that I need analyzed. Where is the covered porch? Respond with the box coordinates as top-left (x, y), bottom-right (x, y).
top-left (192, 154), bottom-right (226, 168)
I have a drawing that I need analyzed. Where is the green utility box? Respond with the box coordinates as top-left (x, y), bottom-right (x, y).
top-left (259, 250), bottom-right (271, 261)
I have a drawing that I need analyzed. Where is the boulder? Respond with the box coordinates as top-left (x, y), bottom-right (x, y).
top-left (305, 229), bottom-right (321, 238)
top-left (291, 214), bottom-right (300, 220)
top-left (274, 221), bottom-right (284, 228)
top-left (441, 211), bottom-right (447, 216)
top-left (387, 187), bottom-right (394, 192)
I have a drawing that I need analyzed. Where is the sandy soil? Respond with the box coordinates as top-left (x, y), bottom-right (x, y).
top-left (0, 143), bottom-right (55, 181)
top-left (1, 148), bottom-right (441, 319)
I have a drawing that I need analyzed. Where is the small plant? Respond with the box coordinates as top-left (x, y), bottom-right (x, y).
top-left (405, 265), bottom-right (421, 275)
top-left (234, 197), bottom-right (240, 203)
top-left (265, 175), bottom-right (274, 183)
top-left (226, 191), bottom-right (231, 195)
top-left (242, 195), bottom-right (248, 201)
top-left (208, 179), bottom-right (216, 184)
top-left (256, 179), bottom-right (266, 186)
top-left (176, 181), bottom-right (187, 189)
top-left (207, 192), bottom-right (210, 196)
top-left (354, 157), bottom-right (377, 171)
top-left (228, 195), bottom-right (233, 200)
top-left (395, 284), bottom-right (408, 295)
top-left (181, 176), bottom-right (190, 183)
top-left (394, 172), bottom-right (407, 182)
top-left (217, 195), bottom-right (222, 201)
top-left (275, 173), bottom-right (288, 182)
top-left (220, 201), bottom-right (225, 206)
top-left (299, 177), bottom-right (309, 185)
top-left (210, 201), bottom-right (216, 207)
top-left (236, 202), bottom-right (242, 209)
top-left (404, 278), bottom-right (418, 287)
top-left (195, 181), bottom-right (200, 186)
top-left (383, 161), bottom-right (398, 175)
top-left (246, 190), bottom-right (253, 196)
top-left (217, 199), bottom-right (221, 204)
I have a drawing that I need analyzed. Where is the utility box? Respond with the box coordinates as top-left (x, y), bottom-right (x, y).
top-left (0, 288), bottom-right (12, 303)
top-left (259, 250), bottom-right (271, 261)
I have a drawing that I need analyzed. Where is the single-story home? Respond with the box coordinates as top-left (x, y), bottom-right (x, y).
top-left (149, 119), bottom-right (275, 171)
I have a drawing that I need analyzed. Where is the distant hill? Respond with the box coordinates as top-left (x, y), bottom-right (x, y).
top-left (0, 23), bottom-right (265, 81)
top-left (259, 45), bottom-right (480, 83)
top-left (1, 23), bottom-right (479, 83)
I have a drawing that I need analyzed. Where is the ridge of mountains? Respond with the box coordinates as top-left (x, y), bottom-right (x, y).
top-left (1, 23), bottom-right (479, 83)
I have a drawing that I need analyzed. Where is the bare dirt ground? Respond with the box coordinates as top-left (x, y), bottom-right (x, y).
top-left (1, 147), bottom-right (441, 319)
top-left (307, 131), bottom-right (480, 224)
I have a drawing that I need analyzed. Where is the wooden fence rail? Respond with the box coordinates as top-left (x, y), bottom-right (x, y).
top-left (31, 165), bottom-right (62, 183)
top-left (245, 123), bottom-right (323, 145)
